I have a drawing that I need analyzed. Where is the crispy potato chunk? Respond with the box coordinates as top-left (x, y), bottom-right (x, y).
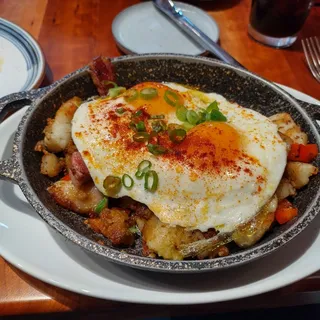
top-left (285, 162), bottom-right (318, 189)
top-left (40, 153), bottom-right (64, 177)
top-left (47, 180), bottom-right (103, 215)
top-left (114, 199), bottom-right (229, 259)
top-left (142, 215), bottom-right (207, 260)
top-left (276, 178), bottom-right (297, 201)
top-left (269, 113), bottom-right (308, 144)
top-left (44, 97), bottom-right (82, 152)
top-left (278, 132), bottom-right (293, 153)
top-left (86, 208), bottom-right (135, 246)
top-left (232, 196), bottom-right (278, 248)
top-left (34, 140), bottom-right (47, 153)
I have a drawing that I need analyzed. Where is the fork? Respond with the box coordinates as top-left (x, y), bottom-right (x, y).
top-left (302, 37), bottom-right (320, 83)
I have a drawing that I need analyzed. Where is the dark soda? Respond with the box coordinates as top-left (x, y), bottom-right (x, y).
top-left (250, 0), bottom-right (312, 38)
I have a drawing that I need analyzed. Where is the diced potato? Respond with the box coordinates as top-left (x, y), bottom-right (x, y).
top-left (143, 215), bottom-right (205, 260)
top-left (47, 180), bottom-right (103, 215)
top-left (278, 132), bottom-right (293, 153)
top-left (269, 113), bottom-right (293, 132)
top-left (276, 178), bottom-right (296, 201)
top-left (286, 127), bottom-right (308, 145)
top-left (40, 153), bottom-right (64, 177)
top-left (285, 161), bottom-right (318, 189)
top-left (44, 97), bottom-right (82, 152)
top-left (86, 208), bottom-right (135, 246)
top-left (269, 113), bottom-right (308, 144)
top-left (34, 140), bottom-right (46, 153)
top-left (143, 216), bottom-right (186, 260)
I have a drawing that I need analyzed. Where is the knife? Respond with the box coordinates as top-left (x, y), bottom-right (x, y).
top-left (153, 0), bottom-right (245, 68)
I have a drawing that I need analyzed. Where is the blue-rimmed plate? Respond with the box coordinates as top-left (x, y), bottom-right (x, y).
top-left (0, 18), bottom-right (45, 98)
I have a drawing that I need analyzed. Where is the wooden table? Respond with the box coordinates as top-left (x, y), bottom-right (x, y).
top-left (0, 0), bottom-right (319, 317)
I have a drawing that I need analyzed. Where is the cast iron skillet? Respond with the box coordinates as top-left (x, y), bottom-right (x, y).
top-left (0, 54), bottom-right (319, 273)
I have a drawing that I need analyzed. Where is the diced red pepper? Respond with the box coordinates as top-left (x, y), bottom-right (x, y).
top-left (61, 174), bottom-right (71, 181)
top-left (288, 143), bottom-right (318, 163)
top-left (275, 199), bottom-right (298, 225)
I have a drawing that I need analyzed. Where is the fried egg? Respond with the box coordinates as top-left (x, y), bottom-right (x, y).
top-left (72, 82), bottom-right (287, 233)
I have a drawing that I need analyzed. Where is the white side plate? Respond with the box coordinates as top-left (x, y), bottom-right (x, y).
top-left (0, 85), bottom-right (319, 304)
top-left (112, 1), bottom-right (219, 55)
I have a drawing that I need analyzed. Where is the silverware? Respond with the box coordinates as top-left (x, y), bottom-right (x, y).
top-left (302, 36), bottom-right (320, 83)
top-left (153, 0), bottom-right (245, 68)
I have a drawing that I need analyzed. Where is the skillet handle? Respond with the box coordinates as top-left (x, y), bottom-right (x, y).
top-left (0, 88), bottom-right (48, 184)
top-left (0, 88), bottom-right (46, 123)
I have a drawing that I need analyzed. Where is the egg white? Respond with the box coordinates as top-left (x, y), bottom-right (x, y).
top-left (71, 83), bottom-right (287, 233)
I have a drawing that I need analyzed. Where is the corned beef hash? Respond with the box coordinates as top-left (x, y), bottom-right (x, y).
top-left (35, 57), bottom-right (319, 260)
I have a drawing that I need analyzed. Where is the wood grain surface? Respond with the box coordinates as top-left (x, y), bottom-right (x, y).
top-left (0, 0), bottom-right (319, 317)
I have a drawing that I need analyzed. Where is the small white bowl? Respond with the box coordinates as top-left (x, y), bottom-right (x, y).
top-left (112, 1), bottom-right (219, 55)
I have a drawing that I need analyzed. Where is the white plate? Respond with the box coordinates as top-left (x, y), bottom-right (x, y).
top-left (0, 85), bottom-right (319, 305)
top-left (275, 83), bottom-right (320, 105)
top-left (0, 18), bottom-right (45, 98)
top-left (112, 1), bottom-right (219, 55)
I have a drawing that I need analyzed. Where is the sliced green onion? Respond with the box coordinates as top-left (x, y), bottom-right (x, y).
top-left (167, 123), bottom-right (182, 131)
top-left (206, 101), bottom-right (219, 113)
top-left (186, 110), bottom-right (200, 125)
top-left (144, 170), bottom-right (159, 192)
top-left (197, 111), bottom-right (207, 124)
top-left (133, 132), bottom-right (150, 143)
top-left (133, 110), bottom-right (143, 117)
top-left (108, 86), bottom-right (126, 98)
top-left (129, 121), bottom-right (137, 131)
top-left (176, 106), bottom-right (188, 122)
top-left (94, 197), bottom-right (108, 214)
top-left (124, 89), bottom-right (139, 102)
top-left (169, 128), bottom-right (187, 143)
top-left (122, 174), bottom-right (134, 189)
top-left (183, 122), bottom-right (195, 131)
top-left (115, 107), bottom-right (125, 114)
top-left (129, 225), bottom-right (139, 234)
top-left (147, 144), bottom-right (167, 155)
top-left (138, 160), bottom-right (152, 172)
top-left (164, 90), bottom-right (180, 107)
top-left (210, 109), bottom-right (227, 122)
top-left (103, 176), bottom-right (122, 196)
top-left (135, 171), bottom-right (145, 179)
top-left (140, 87), bottom-right (158, 100)
top-left (136, 121), bottom-right (146, 132)
top-left (205, 111), bottom-right (212, 121)
top-left (102, 81), bottom-right (118, 88)
top-left (151, 120), bottom-right (166, 133)
top-left (150, 114), bottom-right (165, 119)
top-left (135, 160), bottom-right (152, 179)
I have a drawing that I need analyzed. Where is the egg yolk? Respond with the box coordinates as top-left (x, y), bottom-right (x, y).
top-left (173, 122), bottom-right (244, 173)
top-left (129, 82), bottom-right (182, 116)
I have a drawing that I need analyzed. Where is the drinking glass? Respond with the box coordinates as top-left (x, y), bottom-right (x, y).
top-left (248, 0), bottom-right (314, 48)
